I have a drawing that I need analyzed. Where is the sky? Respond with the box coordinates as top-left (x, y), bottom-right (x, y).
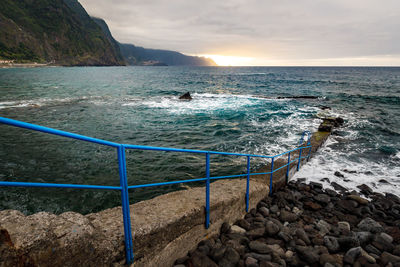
top-left (79, 0), bottom-right (400, 66)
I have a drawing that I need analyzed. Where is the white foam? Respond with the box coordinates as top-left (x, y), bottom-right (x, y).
top-left (294, 137), bottom-right (400, 196)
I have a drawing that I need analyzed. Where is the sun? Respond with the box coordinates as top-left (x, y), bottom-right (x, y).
top-left (201, 55), bottom-right (254, 66)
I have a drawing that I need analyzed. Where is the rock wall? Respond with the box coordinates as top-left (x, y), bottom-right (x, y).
top-left (0, 117), bottom-right (339, 267)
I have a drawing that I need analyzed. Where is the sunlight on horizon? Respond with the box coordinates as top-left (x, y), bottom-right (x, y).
top-left (201, 55), bottom-right (254, 66)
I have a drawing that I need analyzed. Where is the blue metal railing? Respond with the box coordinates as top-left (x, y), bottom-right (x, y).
top-left (0, 117), bottom-right (312, 264)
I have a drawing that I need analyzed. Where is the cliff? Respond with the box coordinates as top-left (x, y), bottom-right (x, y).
top-left (0, 0), bottom-right (125, 66)
top-left (119, 43), bottom-right (217, 66)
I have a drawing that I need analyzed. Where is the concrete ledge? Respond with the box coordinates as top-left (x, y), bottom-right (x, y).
top-left (0, 179), bottom-right (268, 267)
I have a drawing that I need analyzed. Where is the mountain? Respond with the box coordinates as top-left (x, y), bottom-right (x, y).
top-left (91, 18), bottom-right (216, 66)
top-left (0, 0), bottom-right (216, 66)
top-left (0, 0), bottom-right (124, 65)
top-left (118, 43), bottom-right (216, 66)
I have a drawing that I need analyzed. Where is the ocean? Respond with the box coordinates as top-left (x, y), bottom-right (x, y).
top-left (0, 66), bottom-right (399, 215)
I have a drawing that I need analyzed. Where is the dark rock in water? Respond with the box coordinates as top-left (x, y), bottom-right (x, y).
top-left (334, 171), bottom-right (344, 178)
top-left (320, 105), bottom-right (331, 110)
top-left (335, 117), bottom-right (344, 125)
top-left (357, 184), bottom-right (373, 196)
top-left (318, 122), bottom-right (333, 132)
top-left (331, 182), bottom-right (347, 192)
top-left (379, 179), bottom-right (390, 184)
top-left (179, 92), bottom-right (192, 100)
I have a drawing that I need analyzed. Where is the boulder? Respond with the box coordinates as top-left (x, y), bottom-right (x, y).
top-left (179, 92), bottom-right (192, 100)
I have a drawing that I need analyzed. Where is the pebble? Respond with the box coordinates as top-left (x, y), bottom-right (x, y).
top-left (230, 225), bottom-right (246, 235)
top-left (176, 181), bottom-right (400, 267)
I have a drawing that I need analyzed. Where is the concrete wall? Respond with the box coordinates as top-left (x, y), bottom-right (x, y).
top-left (0, 119), bottom-right (337, 267)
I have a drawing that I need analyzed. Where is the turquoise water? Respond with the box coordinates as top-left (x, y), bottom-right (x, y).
top-left (0, 66), bottom-right (399, 214)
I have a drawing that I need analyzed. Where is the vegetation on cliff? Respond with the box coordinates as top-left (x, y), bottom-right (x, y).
top-left (0, 0), bottom-right (124, 65)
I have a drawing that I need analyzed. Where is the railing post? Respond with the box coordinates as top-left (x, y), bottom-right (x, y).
top-left (297, 148), bottom-right (302, 171)
top-left (286, 152), bottom-right (291, 183)
top-left (269, 157), bottom-right (274, 196)
top-left (117, 145), bottom-right (134, 265)
top-left (307, 147), bottom-right (312, 160)
top-left (246, 156), bottom-right (250, 212)
top-left (205, 152), bottom-right (210, 229)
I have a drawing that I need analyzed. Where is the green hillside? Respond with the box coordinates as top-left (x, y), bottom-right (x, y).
top-left (0, 0), bottom-right (124, 65)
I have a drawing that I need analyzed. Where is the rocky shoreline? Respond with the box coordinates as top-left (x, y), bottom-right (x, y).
top-left (174, 180), bottom-right (400, 267)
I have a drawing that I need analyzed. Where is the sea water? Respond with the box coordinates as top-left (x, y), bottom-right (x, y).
top-left (0, 66), bottom-right (399, 214)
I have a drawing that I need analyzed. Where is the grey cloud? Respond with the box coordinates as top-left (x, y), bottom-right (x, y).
top-left (79, 0), bottom-right (400, 63)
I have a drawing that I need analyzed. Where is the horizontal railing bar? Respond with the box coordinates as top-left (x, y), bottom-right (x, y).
top-left (208, 151), bottom-right (273, 158)
top-left (0, 117), bottom-right (119, 148)
top-left (127, 177), bottom-right (208, 189)
top-left (123, 144), bottom-right (207, 154)
top-left (0, 181), bottom-right (122, 190)
top-left (249, 171), bottom-right (272, 176)
top-left (124, 144), bottom-right (273, 158)
top-left (272, 163), bottom-right (289, 173)
top-left (273, 145), bottom-right (312, 158)
top-left (210, 174), bottom-right (247, 180)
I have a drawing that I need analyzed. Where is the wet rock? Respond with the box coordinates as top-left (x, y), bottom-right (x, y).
top-left (231, 225), bottom-right (246, 235)
top-left (314, 194), bottom-right (331, 204)
top-left (244, 256), bottom-right (258, 267)
top-left (316, 220), bottom-right (331, 236)
top-left (237, 219), bottom-right (251, 231)
top-left (337, 199), bottom-right (358, 212)
top-left (211, 246), bottom-right (227, 262)
top-left (270, 205), bottom-right (279, 214)
top-left (365, 244), bottom-right (381, 255)
top-left (354, 231), bottom-right (373, 246)
top-left (357, 184), bottom-right (373, 196)
top-left (379, 179), bottom-right (390, 184)
top-left (189, 251), bottom-right (218, 267)
top-left (338, 236), bottom-right (360, 250)
top-left (223, 247), bottom-right (240, 265)
top-left (265, 221), bottom-right (280, 236)
top-left (249, 241), bottom-right (270, 254)
top-left (296, 245), bottom-right (319, 264)
top-left (324, 236), bottom-right (340, 253)
top-left (343, 246), bottom-right (362, 264)
top-left (337, 221), bottom-right (351, 233)
top-left (221, 222), bottom-right (231, 234)
top-left (372, 232), bottom-right (394, 251)
top-left (334, 171), bottom-right (344, 178)
top-left (357, 217), bottom-right (384, 233)
top-left (279, 210), bottom-right (298, 223)
top-left (266, 244), bottom-right (285, 258)
top-left (246, 228), bottom-right (265, 239)
top-left (304, 201), bottom-right (322, 211)
top-left (179, 92), bottom-right (192, 100)
top-left (348, 194), bottom-right (369, 205)
top-left (331, 182), bottom-right (347, 192)
top-left (259, 207), bottom-right (269, 217)
top-left (296, 228), bottom-right (311, 245)
top-left (245, 253), bottom-right (272, 262)
top-left (381, 252), bottom-right (400, 265)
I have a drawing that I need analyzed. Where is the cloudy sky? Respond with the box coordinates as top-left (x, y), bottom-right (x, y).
top-left (79, 0), bottom-right (400, 66)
